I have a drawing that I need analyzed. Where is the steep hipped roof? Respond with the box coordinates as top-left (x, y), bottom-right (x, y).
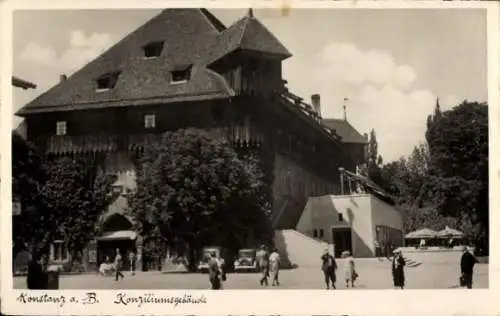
top-left (208, 15), bottom-right (292, 63)
top-left (17, 9), bottom-right (291, 116)
top-left (322, 118), bottom-right (367, 144)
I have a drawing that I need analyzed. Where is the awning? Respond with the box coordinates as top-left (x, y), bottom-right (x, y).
top-left (97, 230), bottom-right (137, 241)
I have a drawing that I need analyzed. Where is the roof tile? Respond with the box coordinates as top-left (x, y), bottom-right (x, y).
top-left (17, 9), bottom-right (291, 115)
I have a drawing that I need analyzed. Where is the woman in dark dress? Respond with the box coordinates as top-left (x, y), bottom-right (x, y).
top-left (392, 249), bottom-right (405, 289)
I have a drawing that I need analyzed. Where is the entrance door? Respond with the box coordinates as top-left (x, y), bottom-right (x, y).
top-left (331, 228), bottom-right (353, 257)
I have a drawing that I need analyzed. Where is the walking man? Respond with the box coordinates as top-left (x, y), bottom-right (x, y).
top-left (374, 240), bottom-right (381, 261)
top-left (391, 249), bottom-right (405, 289)
top-left (460, 246), bottom-right (478, 289)
top-left (114, 248), bottom-right (124, 281)
top-left (256, 245), bottom-right (269, 287)
top-left (269, 247), bottom-right (281, 286)
top-left (207, 252), bottom-right (222, 290)
top-left (321, 248), bottom-right (337, 289)
top-left (128, 251), bottom-right (136, 276)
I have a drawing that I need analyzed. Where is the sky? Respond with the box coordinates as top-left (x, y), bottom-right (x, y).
top-left (11, 8), bottom-right (488, 162)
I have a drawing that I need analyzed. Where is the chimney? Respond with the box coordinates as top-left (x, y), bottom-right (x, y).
top-left (311, 94), bottom-right (321, 117)
top-left (60, 74), bottom-right (67, 83)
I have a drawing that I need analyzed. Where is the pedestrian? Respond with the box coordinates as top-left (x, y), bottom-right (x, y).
top-left (419, 239), bottom-right (426, 249)
top-left (269, 247), bottom-right (281, 286)
top-left (114, 248), bottom-right (124, 281)
top-left (27, 252), bottom-right (47, 289)
top-left (391, 249), bottom-right (405, 289)
top-left (128, 251), bottom-right (136, 276)
top-left (374, 240), bottom-right (381, 260)
top-left (344, 252), bottom-right (357, 288)
top-left (218, 255), bottom-right (227, 285)
top-left (207, 253), bottom-right (222, 290)
top-left (256, 245), bottom-right (269, 286)
top-left (320, 248), bottom-right (337, 289)
top-left (460, 246), bottom-right (478, 289)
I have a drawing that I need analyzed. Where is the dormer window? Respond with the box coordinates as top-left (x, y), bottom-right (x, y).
top-left (143, 41), bottom-right (164, 58)
top-left (96, 71), bottom-right (121, 91)
top-left (144, 114), bottom-right (156, 129)
top-left (56, 121), bottom-right (67, 136)
top-left (171, 64), bottom-right (192, 83)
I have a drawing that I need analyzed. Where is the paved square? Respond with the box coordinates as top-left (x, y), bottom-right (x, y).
top-left (13, 259), bottom-right (488, 290)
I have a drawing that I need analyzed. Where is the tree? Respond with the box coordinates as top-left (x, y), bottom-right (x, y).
top-left (425, 101), bottom-right (488, 251)
top-left (402, 206), bottom-right (458, 233)
top-left (39, 156), bottom-right (114, 264)
top-left (129, 128), bottom-right (273, 270)
top-left (366, 129), bottom-right (384, 186)
top-left (12, 132), bottom-right (46, 259)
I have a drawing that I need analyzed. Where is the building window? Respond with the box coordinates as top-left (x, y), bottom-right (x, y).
top-left (144, 114), bottom-right (156, 129)
top-left (96, 71), bottom-right (121, 91)
top-left (142, 41), bottom-right (164, 58)
top-left (319, 229), bottom-right (324, 238)
top-left (52, 240), bottom-right (68, 261)
top-left (313, 229), bottom-right (318, 238)
top-left (56, 121), bottom-right (67, 136)
top-left (171, 64), bottom-right (193, 83)
top-left (338, 213), bottom-right (343, 222)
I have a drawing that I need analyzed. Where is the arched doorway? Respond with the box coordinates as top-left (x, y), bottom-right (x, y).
top-left (97, 213), bottom-right (136, 270)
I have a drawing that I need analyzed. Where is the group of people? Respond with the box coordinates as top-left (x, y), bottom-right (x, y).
top-left (98, 248), bottom-right (139, 281)
top-left (206, 251), bottom-right (226, 290)
top-left (391, 246), bottom-right (479, 289)
top-left (256, 246), bottom-right (281, 287)
top-left (320, 245), bottom-right (478, 290)
top-left (320, 249), bottom-right (357, 290)
top-left (206, 245), bottom-right (281, 290)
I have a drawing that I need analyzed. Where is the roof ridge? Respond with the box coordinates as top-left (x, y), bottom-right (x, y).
top-left (199, 8), bottom-right (226, 33)
top-left (237, 16), bottom-right (251, 47)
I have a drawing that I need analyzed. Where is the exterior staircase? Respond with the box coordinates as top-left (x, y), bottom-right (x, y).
top-left (387, 256), bottom-right (422, 268)
top-left (273, 229), bottom-right (332, 269)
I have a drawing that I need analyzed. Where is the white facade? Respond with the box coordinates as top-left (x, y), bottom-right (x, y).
top-left (296, 194), bottom-right (404, 257)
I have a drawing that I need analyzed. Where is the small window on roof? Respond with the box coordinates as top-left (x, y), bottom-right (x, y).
top-left (338, 213), bottom-right (343, 222)
top-left (56, 121), bottom-right (67, 136)
top-left (143, 41), bottom-right (164, 58)
top-left (96, 71), bottom-right (121, 91)
top-left (171, 64), bottom-right (192, 83)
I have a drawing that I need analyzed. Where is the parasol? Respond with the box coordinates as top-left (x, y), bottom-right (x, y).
top-left (436, 226), bottom-right (464, 238)
top-left (404, 228), bottom-right (437, 239)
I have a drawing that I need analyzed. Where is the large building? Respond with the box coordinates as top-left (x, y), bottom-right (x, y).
top-left (16, 9), bottom-right (367, 271)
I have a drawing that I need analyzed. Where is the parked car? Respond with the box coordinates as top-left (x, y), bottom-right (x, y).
top-left (233, 248), bottom-right (258, 273)
top-left (197, 246), bottom-right (233, 273)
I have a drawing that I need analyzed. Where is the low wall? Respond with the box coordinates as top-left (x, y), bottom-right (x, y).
top-left (398, 248), bottom-right (471, 264)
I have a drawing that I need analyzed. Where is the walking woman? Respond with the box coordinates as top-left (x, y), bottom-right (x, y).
top-left (320, 248), bottom-right (337, 289)
top-left (269, 247), bottom-right (281, 286)
top-left (344, 252), bottom-right (357, 288)
top-left (391, 249), bottom-right (405, 289)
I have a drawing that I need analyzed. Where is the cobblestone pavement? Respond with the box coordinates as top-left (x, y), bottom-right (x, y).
top-left (13, 260), bottom-right (488, 290)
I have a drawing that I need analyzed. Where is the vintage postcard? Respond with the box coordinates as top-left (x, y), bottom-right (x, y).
top-left (1, 0), bottom-right (499, 315)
